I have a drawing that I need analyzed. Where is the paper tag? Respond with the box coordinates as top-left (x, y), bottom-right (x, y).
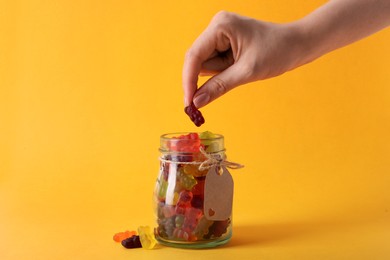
top-left (204, 165), bottom-right (234, 221)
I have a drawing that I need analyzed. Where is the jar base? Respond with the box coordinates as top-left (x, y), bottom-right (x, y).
top-left (155, 230), bottom-right (232, 249)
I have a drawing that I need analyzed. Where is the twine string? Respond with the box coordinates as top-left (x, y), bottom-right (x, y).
top-left (159, 146), bottom-right (244, 171)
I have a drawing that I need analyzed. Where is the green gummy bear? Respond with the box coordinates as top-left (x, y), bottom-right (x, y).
top-left (200, 131), bottom-right (221, 153)
top-left (158, 179), bottom-right (168, 200)
top-left (193, 216), bottom-right (214, 239)
top-left (175, 214), bottom-right (185, 228)
top-left (199, 131), bottom-right (216, 146)
top-left (178, 168), bottom-right (197, 190)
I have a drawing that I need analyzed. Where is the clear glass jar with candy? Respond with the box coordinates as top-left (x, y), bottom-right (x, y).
top-left (154, 131), bottom-right (238, 248)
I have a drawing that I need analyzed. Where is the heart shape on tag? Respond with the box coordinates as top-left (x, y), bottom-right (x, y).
top-left (208, 208), bottom-right (215, 216)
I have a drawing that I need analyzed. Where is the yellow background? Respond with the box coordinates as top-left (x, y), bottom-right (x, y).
top-left (1, 0), bottom-right (389, 259)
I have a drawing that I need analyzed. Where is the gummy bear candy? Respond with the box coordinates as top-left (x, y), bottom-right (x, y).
top-left (191, 178), bottom-right (205, 196)
top-left (160, 161), bottom-right (170, 181)
top-left (113, 230), bottom-right (137, 242)
top-left (175, 190), bottom-right (193, 214)
top-left (183, 164), bottom-right (208, 177)
top-left (172, 227), bottom-right (190, 241)
top-left (138, 226), bottom-right (157, 250)
top-left (191, 195), bottom-right (203, 209)
top-left (193, 216), bottom-right (214, 239)
top-left (199, 131), bottom-right (216, 145)
top-left (172, 192), bottom-right (179, 205)
top-left (178, 168), bottom-right (197, 190)
top-left (179, 189), bottom-right (193, 202)
top-left (121, 235), bottom-right (142, 249)
top-left (183, 208), bottom-right (203, 232)
top-left (175, 214), bottom-right (184, 228)
top-left (158, 216), bottom-right (175, 238)
top-left (206, 219), bottom-right (230, 238)
top-left (175, 202), bottom-right (189, 215)
top-left (165, 191), bottom-right (179, 206)
top-left (185, 102), bottom-right (205, 127)
top-left (169, 133), bottom-right (206, 163)
top-left (157, 179), bottom-right (168, 201)
top-left (161, 205), bottom-right (176, 218)
top-left (200, 131), bottom-right (221, 152)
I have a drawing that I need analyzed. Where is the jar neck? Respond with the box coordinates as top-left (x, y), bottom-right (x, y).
top-left (159, 132), bottom-right (225, 155)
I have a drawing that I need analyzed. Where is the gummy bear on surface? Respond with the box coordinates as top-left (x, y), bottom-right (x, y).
top-left (113, 230), bottom-right (137, 242)
top-left (121, 235), bottom-right (142, 249)
top-left (138, 226), bottom-right (157, 250)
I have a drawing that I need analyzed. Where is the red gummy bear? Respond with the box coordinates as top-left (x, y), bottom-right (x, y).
top-left (185, 102), bottom-right (205, 127)
top-left (183, 207), bottom-right (203, 232)
top-left (175, 190), bottom-right (193, 214)
top-left (168, 133), bottom-right (203, 153)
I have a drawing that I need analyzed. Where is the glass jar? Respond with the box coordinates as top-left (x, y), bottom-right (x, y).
top-left (154, 132), bottom-right (233, 248)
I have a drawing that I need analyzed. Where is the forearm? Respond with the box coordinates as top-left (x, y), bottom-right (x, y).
top-left (293, 0), bottom-right (390, 64)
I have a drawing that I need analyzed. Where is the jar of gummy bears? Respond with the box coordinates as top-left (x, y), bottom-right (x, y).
top-left (154, 131), bottom-right (241, 248)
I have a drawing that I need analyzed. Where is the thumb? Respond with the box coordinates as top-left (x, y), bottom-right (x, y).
top-left (193, 63), bottom-right (248, 108)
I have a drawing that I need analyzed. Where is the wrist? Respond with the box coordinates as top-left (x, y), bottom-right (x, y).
top-left (283, 20), bottom-right (324, 70)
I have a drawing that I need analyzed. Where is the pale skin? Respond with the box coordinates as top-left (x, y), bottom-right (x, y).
top-left (183, 0), bottom-right (390, 108)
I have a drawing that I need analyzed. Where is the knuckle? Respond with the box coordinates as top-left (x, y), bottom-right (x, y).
top-left (211, 11), bottom-right (235, 27)
top-left (213, 10), bottom-right (232, 21)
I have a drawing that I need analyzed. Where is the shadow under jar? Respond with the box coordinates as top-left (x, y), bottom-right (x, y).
top-left (154, 132), bottom-right (233, 248)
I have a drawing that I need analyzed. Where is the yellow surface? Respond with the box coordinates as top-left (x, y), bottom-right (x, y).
top-left (1, 0), bottom-right (389, 259)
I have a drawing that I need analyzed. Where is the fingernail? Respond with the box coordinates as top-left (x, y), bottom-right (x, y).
top-left (193, 92), bottom-right (210, 108)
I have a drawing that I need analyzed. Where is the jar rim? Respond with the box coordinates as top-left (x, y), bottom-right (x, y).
top-left (160, 132), bottom-right (224, 141)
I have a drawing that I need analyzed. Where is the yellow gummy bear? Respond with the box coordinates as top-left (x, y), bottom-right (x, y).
top-left (138, 226), bottom-right (157, 250)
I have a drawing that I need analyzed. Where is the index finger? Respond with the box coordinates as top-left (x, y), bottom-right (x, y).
top-left (182, 28), bottom-right (217, 106)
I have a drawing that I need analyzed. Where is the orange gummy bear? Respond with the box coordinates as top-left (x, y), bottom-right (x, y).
top-left (113, 230), bottom-right (137, 242)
